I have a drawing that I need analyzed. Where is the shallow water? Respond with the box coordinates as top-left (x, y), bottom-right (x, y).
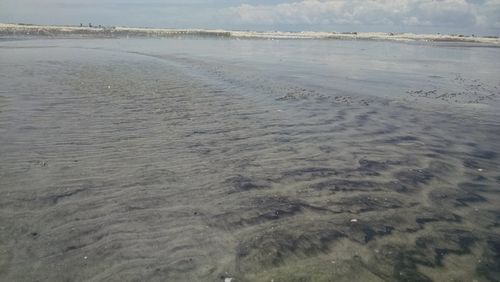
top-left (0, 38), bottom-right (499, 282)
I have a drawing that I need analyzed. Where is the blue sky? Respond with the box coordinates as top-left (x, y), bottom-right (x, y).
top-left (1, 0), bottom-right (499, 35)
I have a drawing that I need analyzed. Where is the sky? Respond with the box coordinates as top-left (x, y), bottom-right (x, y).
top-left (1, 0), bottom-right (499, 35)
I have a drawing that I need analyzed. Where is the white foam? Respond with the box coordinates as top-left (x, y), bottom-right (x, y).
top-left (1, 23), bottom-right (499, 45)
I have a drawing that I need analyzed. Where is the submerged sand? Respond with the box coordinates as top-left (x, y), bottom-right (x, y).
top-left (0, 38), bottom-right (499, 281)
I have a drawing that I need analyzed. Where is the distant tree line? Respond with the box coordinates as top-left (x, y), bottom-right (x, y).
top-left (80, 23), bottom-right (104, 28)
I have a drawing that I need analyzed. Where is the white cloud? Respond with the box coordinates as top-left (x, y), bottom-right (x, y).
top-left (477, 0), bottom-right (500, 28)
top-left (227, 0), bottom-right (500, 29)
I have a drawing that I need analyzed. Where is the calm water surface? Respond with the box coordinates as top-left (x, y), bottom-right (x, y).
top-left (0, 38), bottom-right (499, 281)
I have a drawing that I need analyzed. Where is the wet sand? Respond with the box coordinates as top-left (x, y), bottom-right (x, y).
top-left (0, 38), bottom-right (499, 281)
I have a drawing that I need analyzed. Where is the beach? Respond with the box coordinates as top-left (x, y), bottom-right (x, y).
top-left (1, 23), bottom-right (500, 45)
top-left (0, 36), bottom-right (499, 281)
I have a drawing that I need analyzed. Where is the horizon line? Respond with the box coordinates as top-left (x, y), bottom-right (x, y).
top-left (1, 22), bottom-right (499, 45)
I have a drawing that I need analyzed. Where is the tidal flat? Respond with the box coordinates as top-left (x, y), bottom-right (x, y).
top-left (0, 37), bottom-right (499, 281)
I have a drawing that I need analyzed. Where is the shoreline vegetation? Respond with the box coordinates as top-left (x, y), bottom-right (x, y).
top-left (1, 23), bottom-right (499, 44)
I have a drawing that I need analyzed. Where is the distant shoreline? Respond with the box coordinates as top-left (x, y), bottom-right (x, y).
top-left (1, 23), bottom-right (499, 45)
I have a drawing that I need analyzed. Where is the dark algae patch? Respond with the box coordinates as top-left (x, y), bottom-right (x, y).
top-left (225, 175), bottom-right (272, 192)
top-left (477, 236), bottom-right (500, 281)
top-left (235, 225), bottom-right (346, 275)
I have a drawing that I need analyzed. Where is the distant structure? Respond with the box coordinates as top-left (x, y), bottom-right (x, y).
top-left (89, 23), bottom-right (92, 28)
top-left (80, 23), bottom-right (83, 27)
